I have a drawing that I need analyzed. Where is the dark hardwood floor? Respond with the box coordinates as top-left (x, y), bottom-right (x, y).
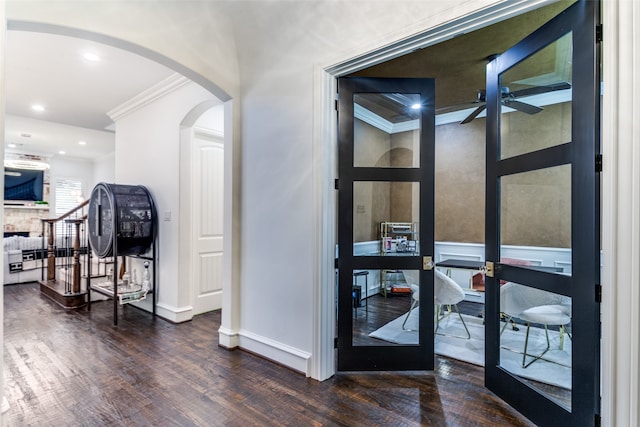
top-left (4, 283), bottom-right (534, 426)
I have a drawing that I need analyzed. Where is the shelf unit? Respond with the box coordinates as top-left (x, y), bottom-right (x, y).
top-left (379, 221), bottom-right (418, 296)
top-left (86, 183), bottom-right (158, 325)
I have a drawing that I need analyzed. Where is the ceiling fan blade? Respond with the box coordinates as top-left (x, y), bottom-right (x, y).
top-left (509, 81), bottom-right (572, 98)
top-left (502, 99), bottom-right (543, 115)
top-left (460, 104), bottom-right (486, 124)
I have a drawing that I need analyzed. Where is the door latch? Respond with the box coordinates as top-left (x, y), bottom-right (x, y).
top-left (423, 256), bottom-right (434, 271)
top-left (485, 261), bottom-right (494, 278)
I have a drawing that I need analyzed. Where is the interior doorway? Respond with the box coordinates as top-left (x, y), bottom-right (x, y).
top-left (3, 22), bottom-right (237, 323)
top-left (328, 0), bottom-right (600, 425)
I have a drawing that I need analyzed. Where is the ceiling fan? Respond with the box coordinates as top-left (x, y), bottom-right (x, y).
top-left (459, 81), bottom-right (572, 124)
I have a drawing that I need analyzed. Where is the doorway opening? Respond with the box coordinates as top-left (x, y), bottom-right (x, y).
top-left (329, 0), bottom-right (600, 425)
top-left (3, 22), bottom-right (236, 324)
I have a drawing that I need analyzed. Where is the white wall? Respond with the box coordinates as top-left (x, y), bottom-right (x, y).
top-left (223, 0), bottom-right (517, 373)
top-left (195, 104), bottom-right (224, 133)
top-left (113, 80), bottom-right (219, 322)
top-left (48, 156), bottom-right (94, 209)
top-left (91, 152), bottom-right (116, 191)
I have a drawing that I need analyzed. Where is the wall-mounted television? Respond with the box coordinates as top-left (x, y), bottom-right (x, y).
top-left (4, 167), bottom-right (44, 202)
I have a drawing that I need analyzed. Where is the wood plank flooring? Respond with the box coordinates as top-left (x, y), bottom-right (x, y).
top-left (4, 283), bottom-right (534, 426)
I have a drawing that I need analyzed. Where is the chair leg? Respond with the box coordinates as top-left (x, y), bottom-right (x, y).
top-left (522, 323), bottom-right (551, 368)
top-left (558, 324), bottom-right (573, 350)
top-left (402, 299), bottom-right (418, 331)
top-left (500, 314), bottom-right (512, 335)
top-left (435, 303), bottom-right (470, 339)
top-left (453, 304), bottom-right (471, 339)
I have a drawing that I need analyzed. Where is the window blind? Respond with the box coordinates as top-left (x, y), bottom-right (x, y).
top-left (54, 178), bottom-right (83, 237)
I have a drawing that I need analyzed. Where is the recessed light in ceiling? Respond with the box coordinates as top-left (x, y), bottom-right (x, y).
top-left (83, 52), bottom-right (100, 62)
top-left (78, 140), bottom-right (87, 146)
top-left (411, 103), bottom-right (422, 110)
top-left (7, 144), bottom-right (16, 148)
top-left (58, 151), bottom-right (66, 155)
top-left (31, 104), bottom-right (45, 112)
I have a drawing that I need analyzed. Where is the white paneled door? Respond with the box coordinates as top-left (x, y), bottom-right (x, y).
top-left (192, 130), bottom-right (224, 315)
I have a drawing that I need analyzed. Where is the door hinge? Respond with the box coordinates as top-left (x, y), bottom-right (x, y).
top-left (596, 24), bottom-right (603, 43)
top-left (595, 154), bottom-right (603, 172)
top-left (485, 261), bottom-right (494, 278)
top-left (595, 284), bottom-right (602, 303)
top-left (334, 337), bottom-right (338, 349)
top-left (334, 258), bottom-right (339, 269)
top-left (335, 99), bottom-right (339, 111)
top-left (334, 179), bottom-right (339, 190)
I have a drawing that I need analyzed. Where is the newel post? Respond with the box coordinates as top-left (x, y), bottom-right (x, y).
top-left (45, 220), bottom-right (56, 281)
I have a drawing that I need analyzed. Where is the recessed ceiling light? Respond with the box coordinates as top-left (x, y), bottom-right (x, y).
top-left (83, 52), bottom-right (100, 62)
top-left (7, 143), bottom-right (16, 148)
top-left (411, 103), bottom-right (422, 110)
top-left (31, 104), bottom-right (45, 112)
top-left (78, 140), bottom-right (87, 146)
top-left (58, 151), bottom-right (66, 155)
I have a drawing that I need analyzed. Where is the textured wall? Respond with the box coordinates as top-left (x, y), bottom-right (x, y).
top-left (354, 102), bottom-right (571, 249)
top-left (435, 118), bottom-right (486, 243)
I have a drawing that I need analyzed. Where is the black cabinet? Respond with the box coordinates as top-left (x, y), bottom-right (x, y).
top-left (87, 183), bottom-right (158, 325)
top-left (88, 183), bottom-right (156, 257)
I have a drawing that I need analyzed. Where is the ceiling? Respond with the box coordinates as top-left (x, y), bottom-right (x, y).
top-left (4, 30), bottom-right (176, 162)
top-left (354, 1), bottom-right (573, 116)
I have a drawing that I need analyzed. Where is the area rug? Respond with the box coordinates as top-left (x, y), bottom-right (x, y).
top-left (369, 308), bottom-right (572, 390)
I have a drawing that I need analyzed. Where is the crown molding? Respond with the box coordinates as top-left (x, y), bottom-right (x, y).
top-left (107, 73), bottom-right (191, 122)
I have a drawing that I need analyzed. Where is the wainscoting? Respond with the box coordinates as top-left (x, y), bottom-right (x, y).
top-left (349, 241), bottom-right (572, 302)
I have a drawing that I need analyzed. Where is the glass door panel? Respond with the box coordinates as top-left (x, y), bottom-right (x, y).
top-left (353, 93), bottom-right (421, 168)
top-left (499, 282), bottom-right (572, 409)
top-left (353, 181), bottom-right (420, 257)
top-left (500, 165), bottom-right (571, 276)
top-left (352, 268), bottom-right (421, 347)
top-left (500, 33), bottom-right (573, 160)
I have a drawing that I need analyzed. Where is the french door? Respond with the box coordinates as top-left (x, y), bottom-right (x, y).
top-left (484, 1), bottom-right (600, 425)
top-left (336, 77), bottom-right (435, 371)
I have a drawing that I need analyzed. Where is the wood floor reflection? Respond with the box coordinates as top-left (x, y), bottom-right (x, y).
top-left (4, 283), bottom-right (534, 426)
top-left (352, 293), bottom-right (571, 408)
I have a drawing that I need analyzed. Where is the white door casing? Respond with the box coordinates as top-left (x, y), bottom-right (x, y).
top-left (191, 128), bottom-right (224, 315)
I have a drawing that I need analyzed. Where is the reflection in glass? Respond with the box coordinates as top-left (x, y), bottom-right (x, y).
top-left (499, 282), bottom-right (572, 409)
top-left (352, 269), bottom-right (420, 347)
top-left (500, 165), bottom-right (571, 275)
top-left (353, 182), bottom-right (420, 257)
top-left (501, 32), bottom-right (573, 159)
top-left (353, 93), bottom-right (421, 168)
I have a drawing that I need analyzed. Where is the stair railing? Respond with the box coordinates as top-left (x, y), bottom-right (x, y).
top-left (41, 200), bottom-right (90, 294)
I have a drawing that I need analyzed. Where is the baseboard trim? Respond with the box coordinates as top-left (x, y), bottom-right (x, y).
top-left (218, 326), bottom-right (239, 349)
top-left (155, 302), bottom-right (193, 323)
top-left (236, 329), bottom-right (312, 376)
